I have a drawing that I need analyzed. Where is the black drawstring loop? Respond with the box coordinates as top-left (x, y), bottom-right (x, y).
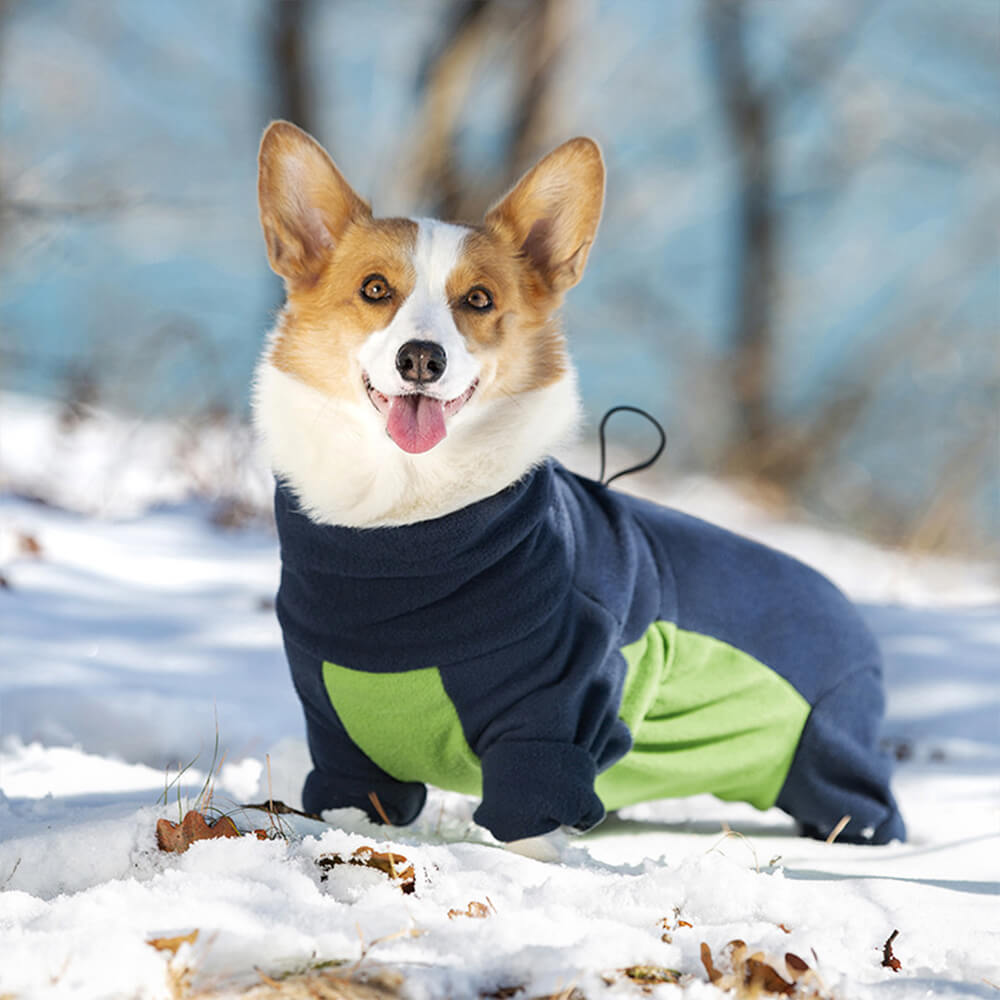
top-left (598, 406), bottom-right (667, 487)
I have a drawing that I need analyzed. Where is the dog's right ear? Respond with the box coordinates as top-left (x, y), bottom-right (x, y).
top-left (258, 121), bottom-right (370, 289)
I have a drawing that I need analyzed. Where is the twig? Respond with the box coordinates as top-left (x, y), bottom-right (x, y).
top-left (2, 857), bottom-right (21, 889)
top-left (881, 929), bottom-right (901, 972)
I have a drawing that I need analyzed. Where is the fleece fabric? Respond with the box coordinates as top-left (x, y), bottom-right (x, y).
top-left (274, 460), bottom-right (905, 844)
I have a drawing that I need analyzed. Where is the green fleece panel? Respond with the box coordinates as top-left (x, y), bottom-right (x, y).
top-left (596, 625), bottom-right (810, 811)
top-left (323, 622), bottom-right (810, 812)
top-left (322, 661), bottom-right (482, 796)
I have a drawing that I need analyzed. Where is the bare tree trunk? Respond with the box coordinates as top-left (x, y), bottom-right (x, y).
top-left (704, 0), bottom-right (777, 465)
top-left (269, 0), bottom-right (314, 133)
top-left (413, 0), bottom-right (493, 219)
top-left (506, 0), bottom-right (569, 181)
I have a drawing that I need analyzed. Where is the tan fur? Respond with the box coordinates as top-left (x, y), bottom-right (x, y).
top-left (258, 121), bottom-right (370, 288)
top-left (485, 137), bottom-right (605, 295)
top-left (270, 217), bottom-right (418, 401)
top-left (444, 227), bottom-right (568, 397)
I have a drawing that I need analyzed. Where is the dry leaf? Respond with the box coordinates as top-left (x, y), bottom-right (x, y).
top-left (701, 942), bottom-right (723, 984)
top-left (746, 956), bottom-right (796, 995)
top-left (17, 533), bottom-right (43, 557)
top-left (701, 939), bottom-right (826, 997)
top-left (156, 810), bottom-right (240, 853)
top-left (147, 929), bottom-right (199, 955)
top-left (448, 900), bottom-right (492, 919)
top-left (659, 909), bottom-right (693, 943)
top-left (882, 929), bottom-right (902, 972)
top-left (785, 953), bottom-right (809, 974)
top-left (622, 965), bottom-right (682, 984)
top-left (316, 845), bottom-right (416, 894)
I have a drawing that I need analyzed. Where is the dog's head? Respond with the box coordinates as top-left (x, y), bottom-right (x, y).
top-left (254, 122), bottom-right (604, 527)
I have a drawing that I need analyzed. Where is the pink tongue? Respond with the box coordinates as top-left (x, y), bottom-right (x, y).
top-left (386, 394), bottom-right (447, 453)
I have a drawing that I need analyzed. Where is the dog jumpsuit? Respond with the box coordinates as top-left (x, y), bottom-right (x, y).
top-left (274, 460), bottom-right (905, 844)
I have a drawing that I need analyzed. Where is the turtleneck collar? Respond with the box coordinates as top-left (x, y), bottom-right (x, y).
top-left (274, 460), bottom-right (558, 582)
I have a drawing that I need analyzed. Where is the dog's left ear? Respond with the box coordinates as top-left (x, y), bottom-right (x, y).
top-left (485, 137), bottom-right (605, 294)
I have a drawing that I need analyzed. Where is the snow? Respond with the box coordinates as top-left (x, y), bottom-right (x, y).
top-left (1, 393), bottom-right (998, 999)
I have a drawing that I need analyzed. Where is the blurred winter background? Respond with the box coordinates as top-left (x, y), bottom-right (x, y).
top-left (0, 0), bottom-right (996, 553)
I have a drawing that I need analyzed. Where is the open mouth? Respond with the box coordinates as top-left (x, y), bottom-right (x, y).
top-left (364, 374), bottom-right (478, 454)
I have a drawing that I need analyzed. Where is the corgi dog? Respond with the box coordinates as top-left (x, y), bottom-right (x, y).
top-left (254, 121), bottom-right (904, 846)
top-left (254, 122), bottom-right (596, 529)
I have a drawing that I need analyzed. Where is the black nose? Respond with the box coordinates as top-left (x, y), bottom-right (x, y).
top-left (395, 340), bottom-right (447, 384)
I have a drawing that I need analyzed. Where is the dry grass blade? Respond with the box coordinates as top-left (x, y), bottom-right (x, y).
top-left (239, 799), bottom-right (322, 820)
top-left (825, 815), bottom-right (851, 845)
top-left (368, 791), bottom-right (393, 826)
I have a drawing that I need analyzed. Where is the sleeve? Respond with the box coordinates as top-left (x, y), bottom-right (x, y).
top-left (473, 740), bottom-right (606, 841)
top-left (285, 637), bottom-right (427, 827)
top-left (455, 590), bottom-right (633, 842)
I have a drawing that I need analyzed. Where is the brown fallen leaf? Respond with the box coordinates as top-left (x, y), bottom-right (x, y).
top-left (17, 533), bottom-right (43, 557)
top-left (746, 956), bottom-right (795, 995)
top-left (882, 929), bottom-right (902, 972)
top-left (147, 929), bottom-right (198, 955)
top-left (622, 965), bottom-right (682, 985)
top-left (701, 939), bottom-right (826, 997)
top-left (316, 845), bottom-right (416, 894)
top-left (156, 810), bottom-right (240, 853)
top-left (701, 942), bottom-right (723, 984)
top-left (448, 899), bottom-right (493, 919)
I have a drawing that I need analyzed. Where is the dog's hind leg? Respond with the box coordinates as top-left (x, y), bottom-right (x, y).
top-left (776, 665), bottom-right (906, 845)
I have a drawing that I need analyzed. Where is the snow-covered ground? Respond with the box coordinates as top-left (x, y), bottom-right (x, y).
top-left (1, 393), bottom-right (998, 999)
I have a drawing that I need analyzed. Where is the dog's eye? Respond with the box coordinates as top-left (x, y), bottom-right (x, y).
top-left (360, 275), bottom-right (391, 302)
top-left (465, 287), bottom-right (493, 311)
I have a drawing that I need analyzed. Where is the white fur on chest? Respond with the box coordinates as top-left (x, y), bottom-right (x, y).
top-left (253, 358), bottom-right (579, 527)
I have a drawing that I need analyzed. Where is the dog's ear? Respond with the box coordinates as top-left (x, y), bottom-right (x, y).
top-left (258, 121), bottom-right (370, 288)
top-left (485, 137), bottom-right (605, 295)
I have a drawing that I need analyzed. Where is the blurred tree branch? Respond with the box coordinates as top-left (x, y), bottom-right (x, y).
top-left (506, 0), bottom-right (570, 180)
top-left (704, 0), bottom-right (776, 456)
top-left (267, 0), bottom-right (315, 132)
top-left (414, 0), bottom-right (493, 219)
top-left (413, 0), bottom-right (569, 220)
top-left (703, 0), bottom-right (882, 478)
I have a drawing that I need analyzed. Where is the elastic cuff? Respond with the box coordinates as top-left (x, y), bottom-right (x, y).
top-left (474, 740), bottom-right (605, 842)
top-left (302, 769), bottom-right (427, 827)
